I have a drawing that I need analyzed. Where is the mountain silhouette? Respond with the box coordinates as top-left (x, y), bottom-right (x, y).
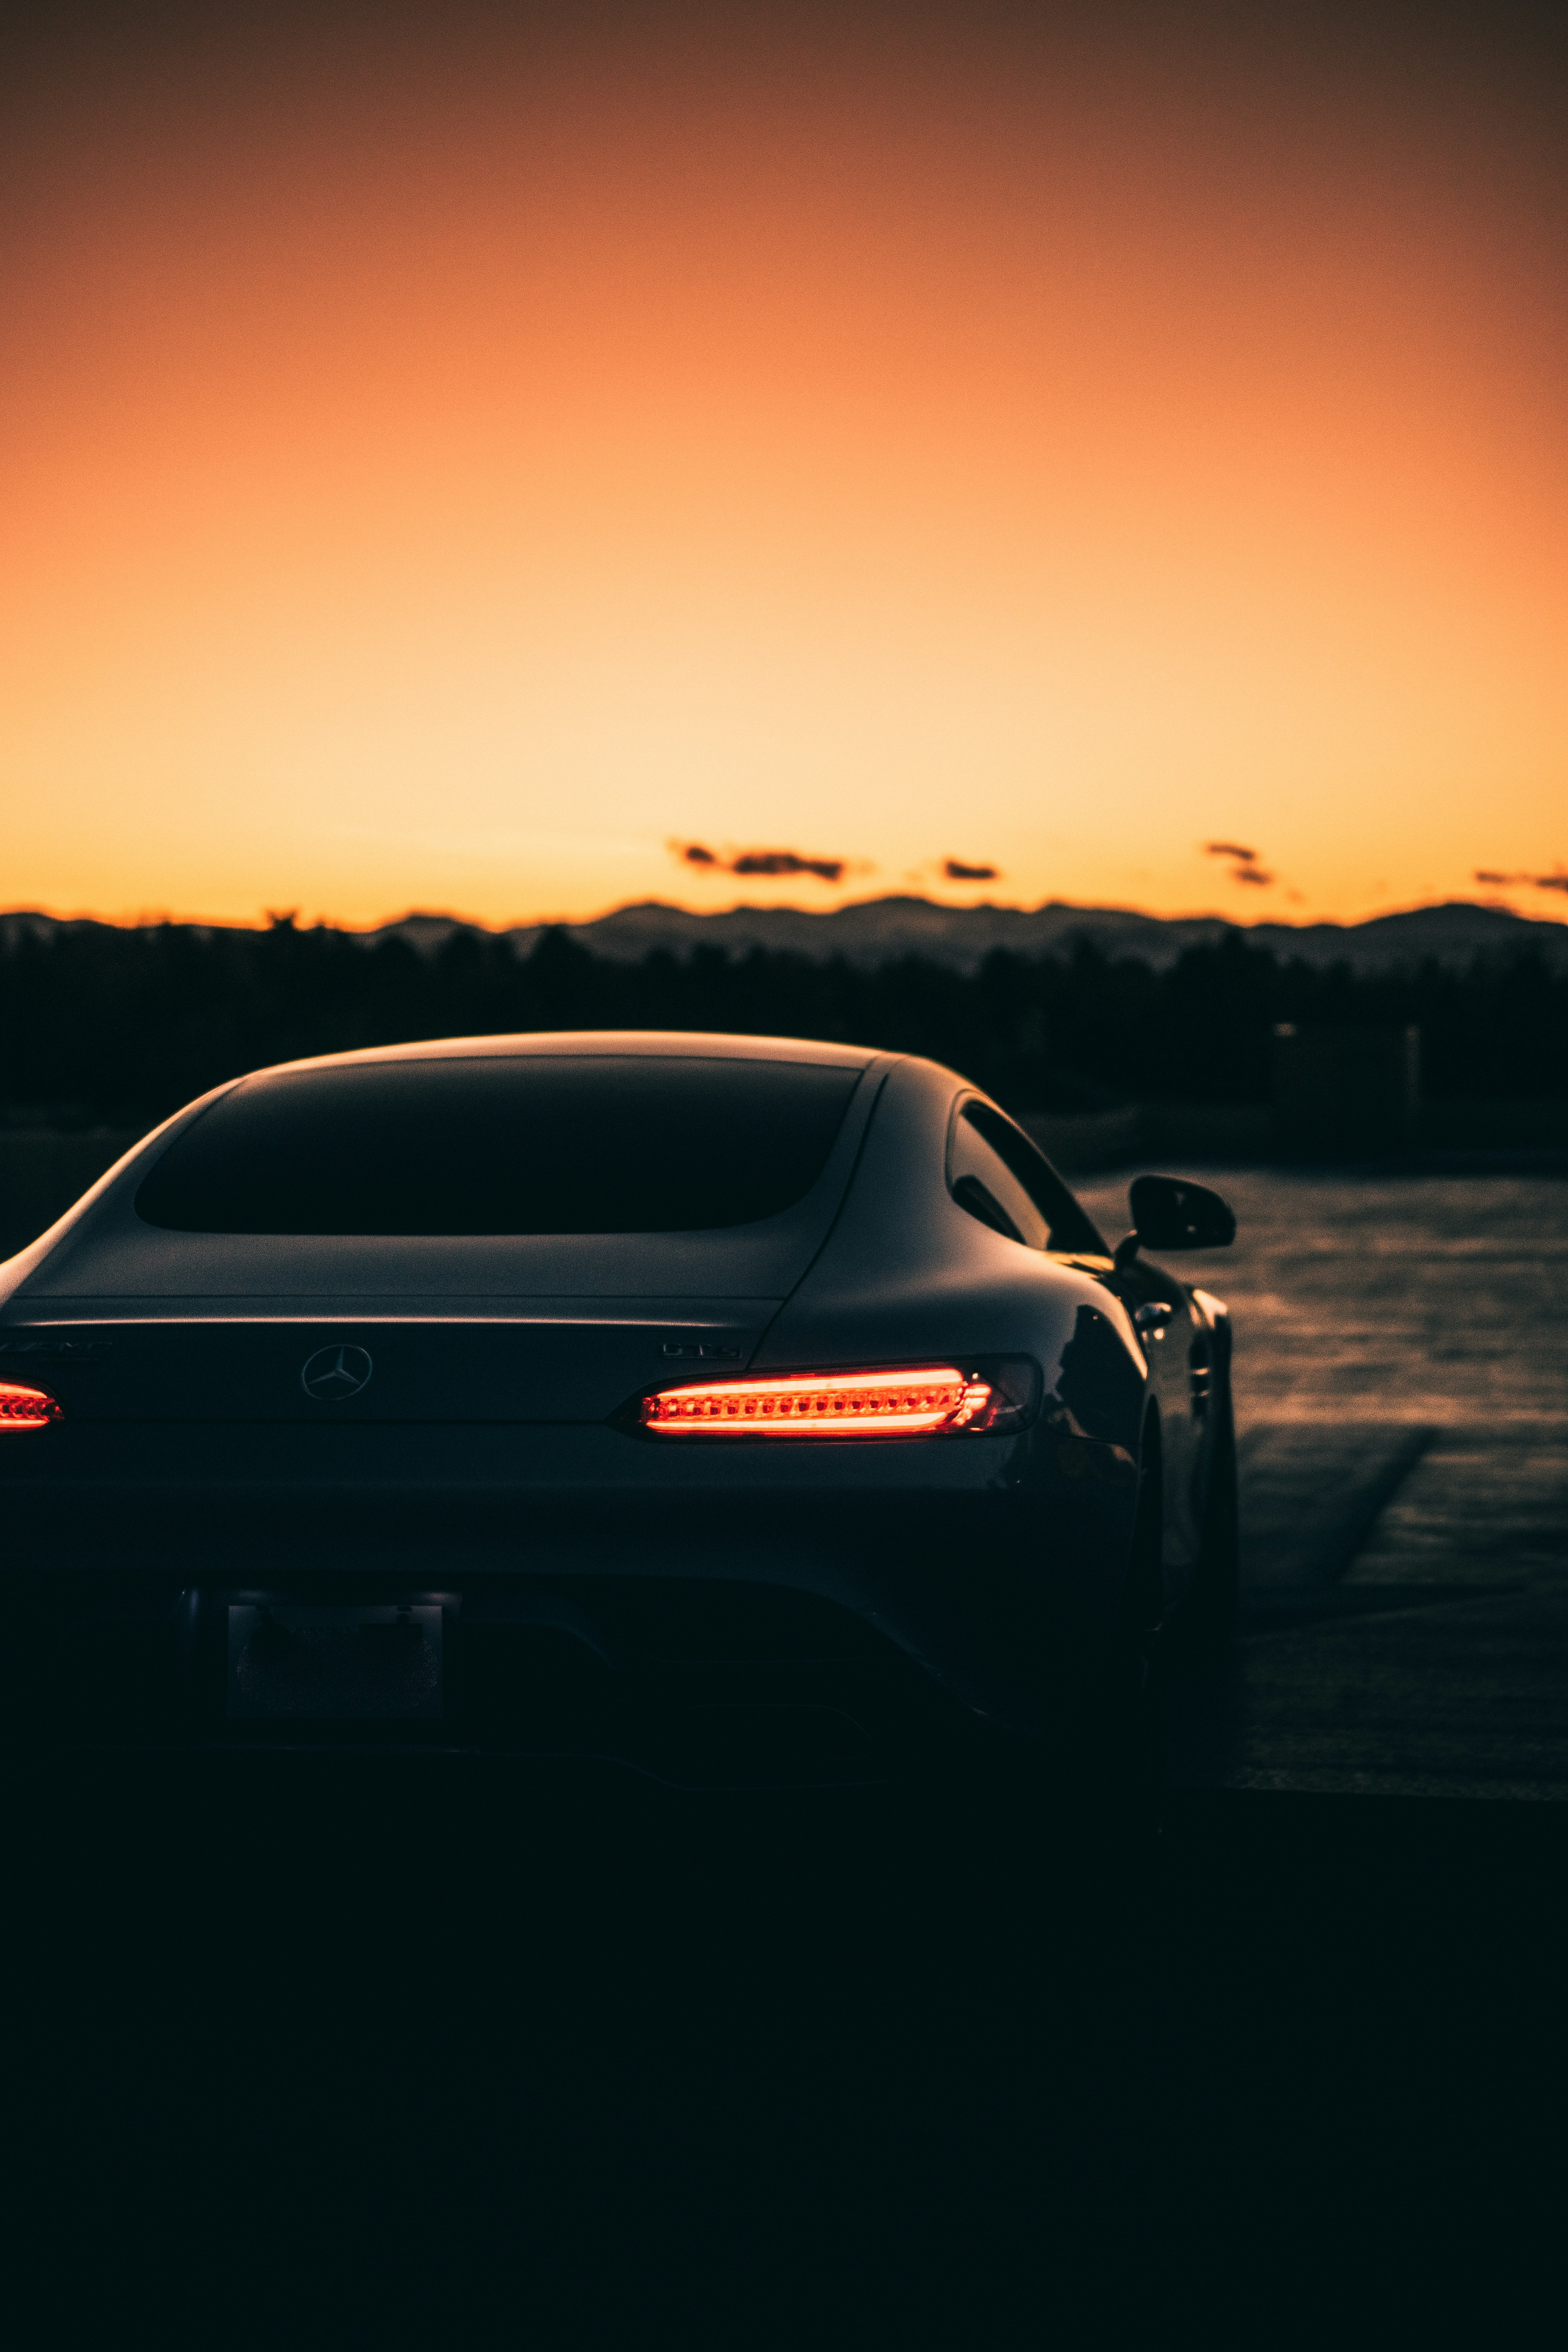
top-left (5, 895), bottom-right (1565, 974)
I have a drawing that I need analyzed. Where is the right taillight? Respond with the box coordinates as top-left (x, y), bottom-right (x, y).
top-left (635, 1356), bottom-right (1041, 1440)
top-left (641, 1366), bottom-right (991, 1438)
top-left (0, 1381), bottom-right (62, 1431)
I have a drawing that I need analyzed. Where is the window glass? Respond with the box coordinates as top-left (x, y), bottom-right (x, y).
top-left (134, 1056), bottom-right (864, 1235)
top-left (950, 1102), bottom-right (1109, 1255)
top-left (949, 1118), bottom-right (1051, 1248)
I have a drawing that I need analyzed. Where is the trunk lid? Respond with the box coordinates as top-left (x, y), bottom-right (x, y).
top-left (0, 1303), bottom-right (773, 1425)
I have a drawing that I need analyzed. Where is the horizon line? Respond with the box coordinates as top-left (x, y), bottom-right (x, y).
top-left (4, 890), bottom-right (1567, 938)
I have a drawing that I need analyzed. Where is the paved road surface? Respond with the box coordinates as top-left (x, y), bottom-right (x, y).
top-left (1079, 1169), bottom-right (1568, 1798)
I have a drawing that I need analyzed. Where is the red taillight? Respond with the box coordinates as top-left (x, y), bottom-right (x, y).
top-left (0, 1381), bottom-right (62, 1431)
top-left (640, 1366), bottom-right (994, 1438)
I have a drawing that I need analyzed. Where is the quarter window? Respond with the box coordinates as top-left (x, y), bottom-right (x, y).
top-left (948, 1101), bottom-right (1108, 1256)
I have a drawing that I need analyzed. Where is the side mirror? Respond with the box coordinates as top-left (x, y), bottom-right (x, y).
top-left (1121, 1173), bottom-right (1236, 1259)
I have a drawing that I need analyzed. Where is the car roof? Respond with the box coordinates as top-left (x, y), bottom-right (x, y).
top-left (4, 1032), bottom-right (900, 1309)
top-left (232, 1031), bottom-right (883, 1084)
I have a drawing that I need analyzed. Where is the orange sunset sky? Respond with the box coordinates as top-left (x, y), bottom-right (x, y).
top-left (3, 2), bottom-right (1565, 933)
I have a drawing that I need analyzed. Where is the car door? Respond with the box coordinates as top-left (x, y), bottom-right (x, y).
top-left (1103, 1251), bottom-right (1203, 1579)
top-left (948, 1100), bottom-right (1203, 1583)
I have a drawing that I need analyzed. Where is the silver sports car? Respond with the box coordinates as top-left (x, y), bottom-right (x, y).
top-left (0, 1032), bottom-right (1236, 1803)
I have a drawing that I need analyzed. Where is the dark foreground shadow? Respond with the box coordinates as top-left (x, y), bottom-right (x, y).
top-left (3, 1754), bottom-right (1564, 2334)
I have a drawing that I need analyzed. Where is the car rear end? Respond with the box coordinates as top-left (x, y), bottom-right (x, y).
top-left (0, 1036), bottom-right (1140, 1788)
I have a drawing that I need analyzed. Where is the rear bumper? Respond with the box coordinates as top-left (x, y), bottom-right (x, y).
top-left (0, 1422), bottom-right (1140, 1776)
top-left (1, 1575), bottom-right (961, 1787)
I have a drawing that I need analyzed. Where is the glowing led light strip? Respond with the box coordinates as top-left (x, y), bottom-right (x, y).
top-left (0, 1382), bottom-right (62, 1431)
top-left (640, 1366), bottom-right (992, 1438)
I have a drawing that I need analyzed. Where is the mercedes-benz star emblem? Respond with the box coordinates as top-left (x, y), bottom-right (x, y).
top-left (301, 1344), bottom-right (373, 1401)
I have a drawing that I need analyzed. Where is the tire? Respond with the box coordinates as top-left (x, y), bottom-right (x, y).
top-left (1095, 1428), bottom-right (1166, 1837)
top-left (1179, 1398), bottom-right (1239, 1646)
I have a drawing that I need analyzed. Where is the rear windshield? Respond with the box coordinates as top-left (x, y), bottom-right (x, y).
top-left (134, 1056), bottom-right (865, 1235)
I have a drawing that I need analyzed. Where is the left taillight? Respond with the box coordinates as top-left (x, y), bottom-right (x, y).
top-left (0, 1382), bottom-right (63, 1431)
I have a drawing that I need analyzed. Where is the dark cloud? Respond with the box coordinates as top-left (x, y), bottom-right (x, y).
top-left (1204, 840), bottom-right (1274, 887)
top-left (1475, 868), bottom-right (1568, 895)
top-left (731, 850), bottom-right (846, 882)
top-left (673, 843), bottom-right (847, 884)
top-left (942, 858), bottom-right (1000, 882)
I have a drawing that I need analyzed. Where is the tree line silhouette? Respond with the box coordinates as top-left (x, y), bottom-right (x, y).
top-left (3, 915), bottom-right (1564, 1125)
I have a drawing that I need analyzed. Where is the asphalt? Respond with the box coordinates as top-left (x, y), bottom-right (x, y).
top-left (1077, 1167), bottom-right (1568, 1801)
top-left (5, 1167), bottom-right (1565, 2328)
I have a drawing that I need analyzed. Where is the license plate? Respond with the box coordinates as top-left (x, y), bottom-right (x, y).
top-left (226, 1604), bottom-right (444, 1721)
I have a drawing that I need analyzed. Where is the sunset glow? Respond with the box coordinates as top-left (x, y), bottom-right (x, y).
top-left (4, 5), bottom-right (1564, 932)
